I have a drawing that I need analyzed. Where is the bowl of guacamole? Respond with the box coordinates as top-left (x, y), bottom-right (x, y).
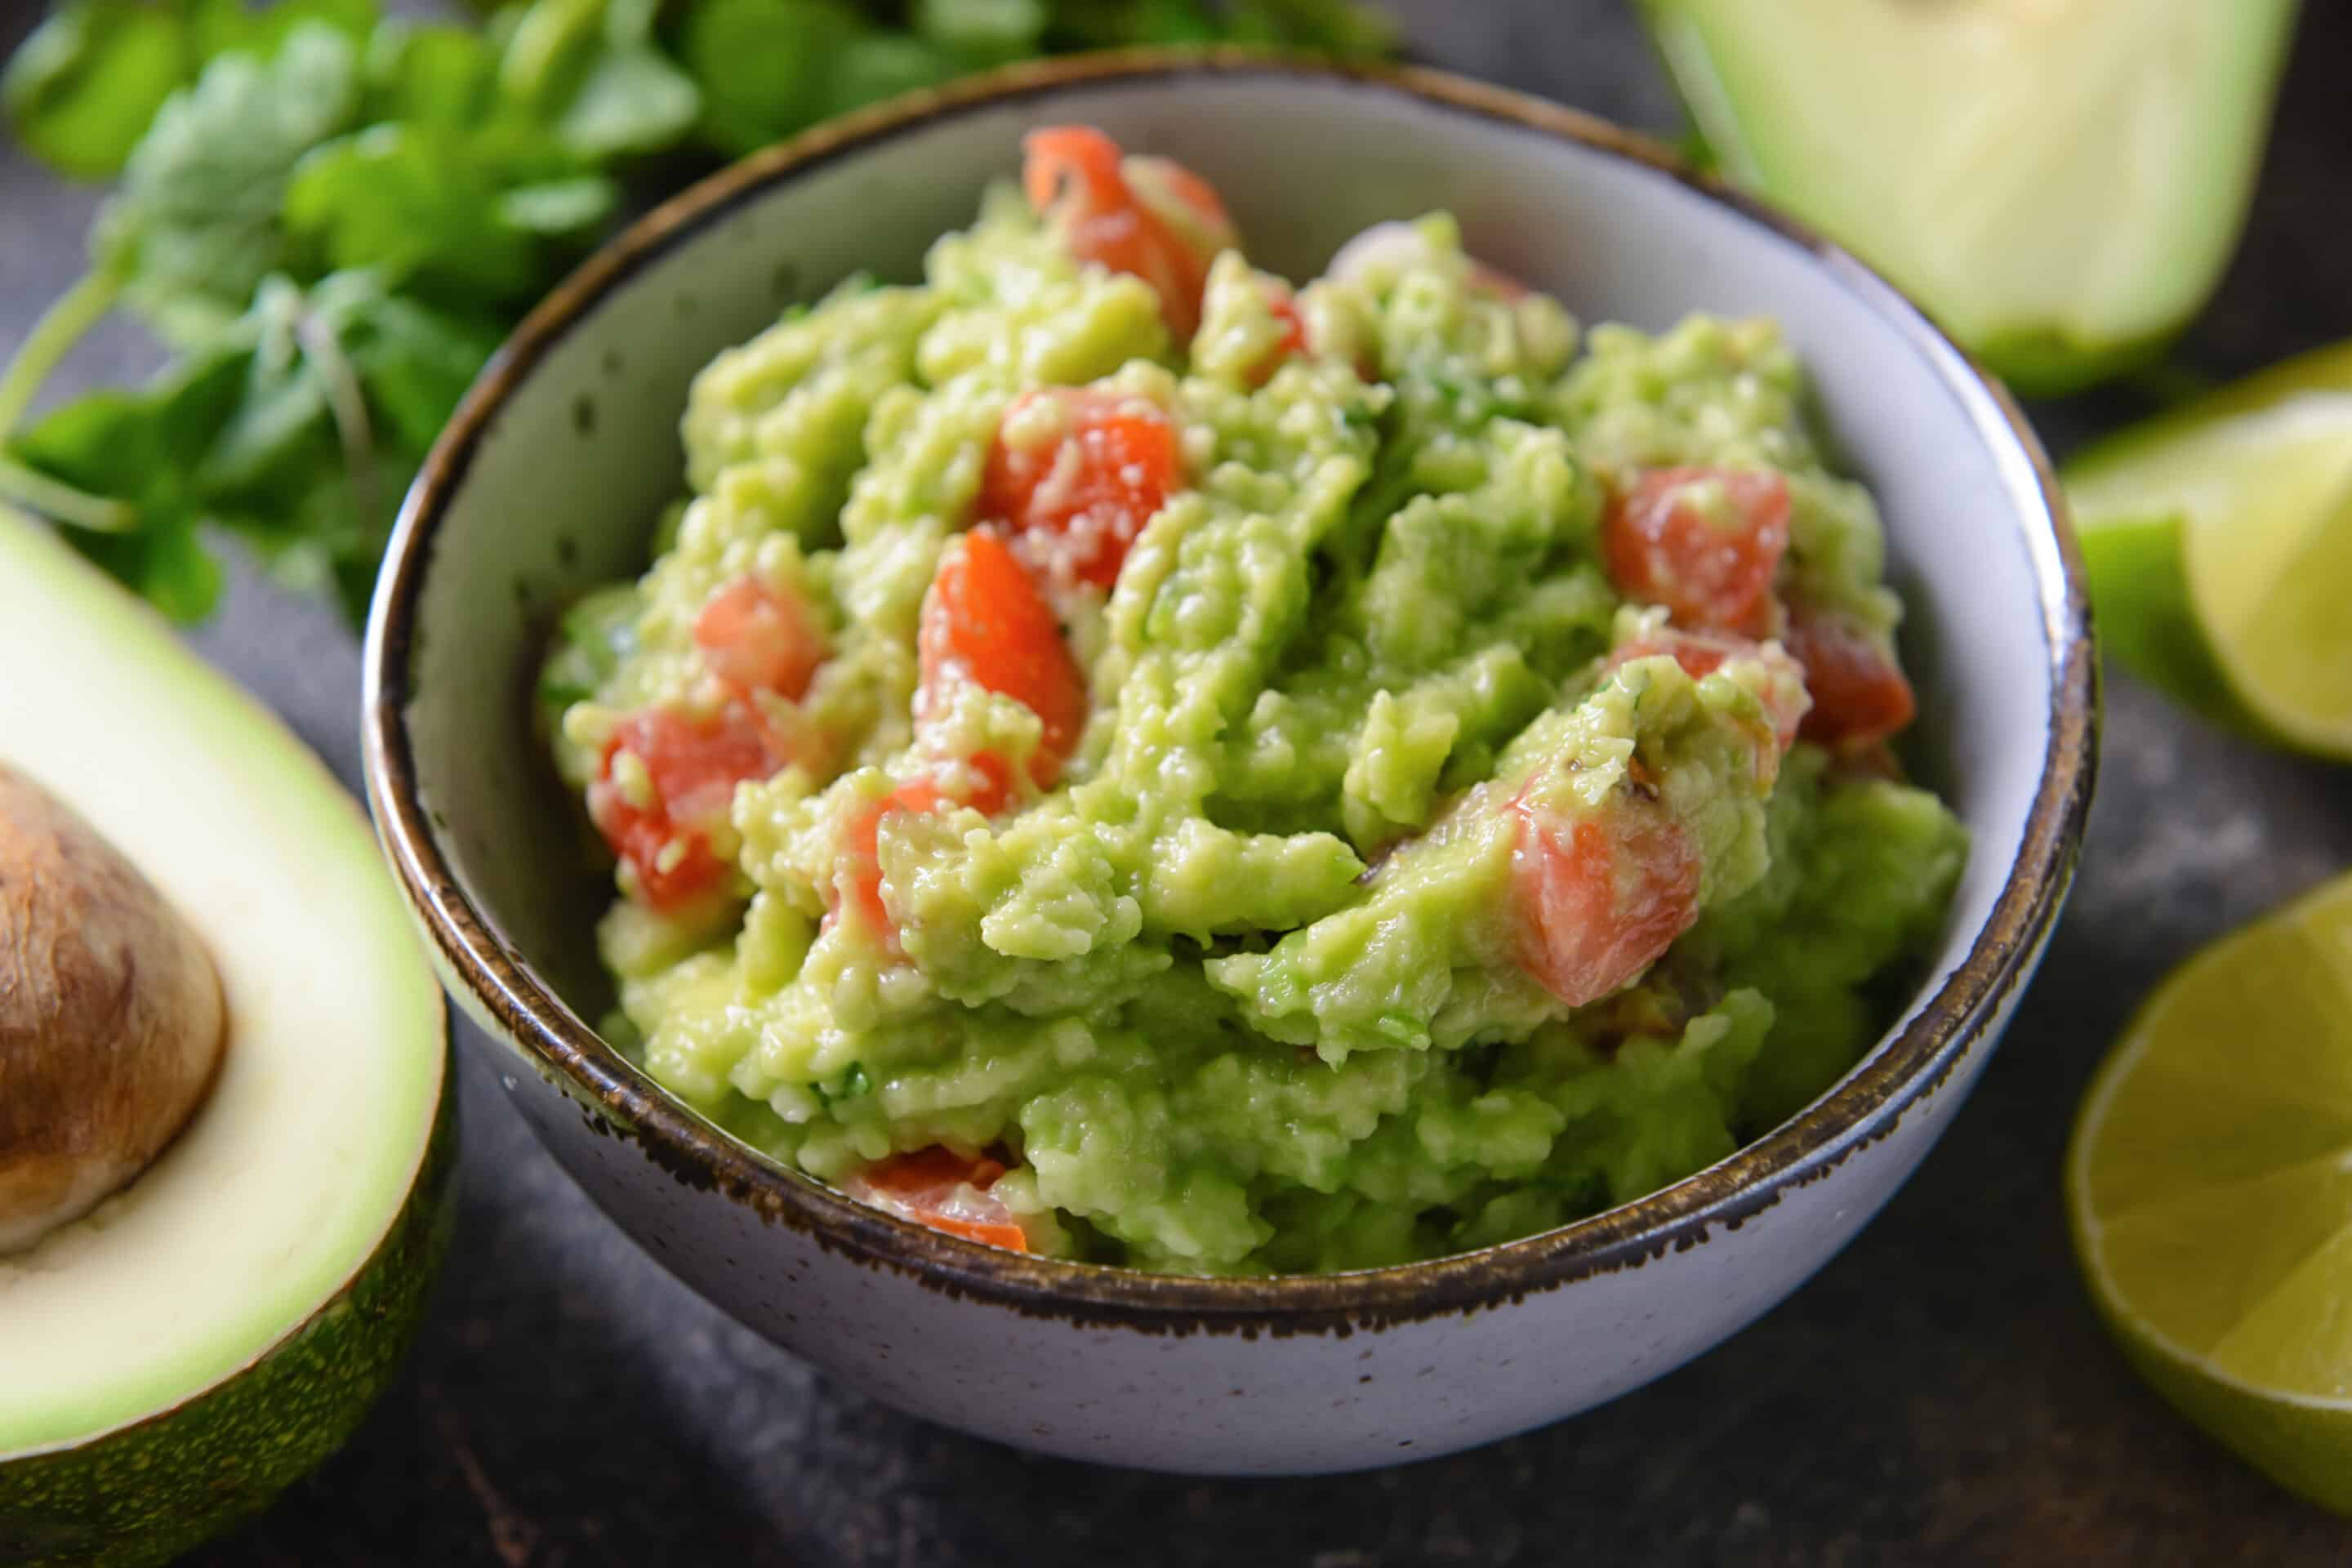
top-left (539, 125), bottom-right (1967, 1274)
top-left (368, 57), bottom-right (2090, 1472)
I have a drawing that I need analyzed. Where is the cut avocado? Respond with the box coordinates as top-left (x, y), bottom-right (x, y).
top-left (0, 507), bottom-right (452, 1568)
top-left (1641, 0), bottom-right (2300, 395)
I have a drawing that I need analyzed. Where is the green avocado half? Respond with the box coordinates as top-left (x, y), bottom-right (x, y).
top-left (1640, 0), bottom-right (2300, 397)
top-left (0, 508), bottom-right (452, 1568)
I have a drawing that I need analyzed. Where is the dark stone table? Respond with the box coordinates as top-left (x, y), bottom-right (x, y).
top-left (7, 3), bottom-right (2352, 1562)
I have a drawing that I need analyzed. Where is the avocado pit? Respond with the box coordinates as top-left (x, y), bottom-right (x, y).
top-left (0, 762), bottom-right (227, 1253)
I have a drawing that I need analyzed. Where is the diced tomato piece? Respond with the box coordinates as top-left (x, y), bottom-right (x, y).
top-left (919, 529), bottom-right (1088, 786)
top-left (598, 808), bottom-right (728, 911)
top-left (847, 1147), bottom-right (1028, 1251)
top-left (1783, 603), bottom-right (1918, 751)
top-left (589, 705), bottom-right (782, 910)
top-left (1508, 792), bottom-right (1701, 1008)
top-left (955, 750), bottom-right (1018, 816)
top-left (1024, 125), bottom-right (1125, 211)
top-left (835, 753), bottom-right (1018, 942)
top-left (978, 389), bottom-right (1181, 590)
top-left (1249, 291), bottom-right (1311, 386)
top-left (1602, 467), bottom-right (1791, 639)
top-left (1128, 154), bottom-right (1234, 239)
top-left (835, 792), bottom-right (905, 942)
top-left (1612, 630), bottom-right (1736, 682)
top-left (1606, 628), bottom-right (1808, 754)
top-left (693, 575), bottom-right (825, 701)
top-left (1023, 126), bottom-right (1235, 343)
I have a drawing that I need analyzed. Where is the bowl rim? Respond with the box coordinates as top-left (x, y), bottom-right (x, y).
top-left (363, 47), bottom-right (2096, 1330)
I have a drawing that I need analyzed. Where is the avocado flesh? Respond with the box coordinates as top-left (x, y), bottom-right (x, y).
top-left (0, 508), bottom-right (450, 1566)
top-left (1644, 0), bottom-right (2298, 395)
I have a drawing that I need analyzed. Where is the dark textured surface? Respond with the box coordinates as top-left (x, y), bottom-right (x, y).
top-left (6, 3), bottom-right (2352, 1562)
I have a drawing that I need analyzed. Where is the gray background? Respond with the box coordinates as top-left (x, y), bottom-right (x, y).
top-left (7, 2), bottom-right (2352, 1562)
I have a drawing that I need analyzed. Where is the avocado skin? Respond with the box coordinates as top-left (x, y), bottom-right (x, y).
top-left (0, 1057), bottom-right (456, 1567)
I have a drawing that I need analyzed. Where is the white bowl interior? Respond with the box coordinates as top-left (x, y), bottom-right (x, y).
top-left (394, 69), bottom-right (2065, 1118)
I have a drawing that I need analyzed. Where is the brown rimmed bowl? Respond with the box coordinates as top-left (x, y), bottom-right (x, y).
top-left (362, 51), bottom-right (2095, 1475)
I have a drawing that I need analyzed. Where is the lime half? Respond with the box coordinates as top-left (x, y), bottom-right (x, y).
top-left (2067, 341), bottom-right (2352, 757)
top-left (2068, 872), bottom-right (2352, 1512)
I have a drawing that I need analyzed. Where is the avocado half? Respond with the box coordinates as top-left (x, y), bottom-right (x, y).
top-left (0, 509), bottom-right (452, 1568)
top-left (1640, 0), bottom-right (2300, 396)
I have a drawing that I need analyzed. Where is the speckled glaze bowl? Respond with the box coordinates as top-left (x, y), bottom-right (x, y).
top-left (363, 53), bottom-right (2094, 1476)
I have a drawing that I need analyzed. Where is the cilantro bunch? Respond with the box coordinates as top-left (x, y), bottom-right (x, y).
top-left (2, 0), bottom-right (1392, 626)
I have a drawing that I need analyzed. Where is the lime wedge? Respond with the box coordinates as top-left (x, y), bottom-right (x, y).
top-left (2067, 341), bottom-right (2352, 757)
top-left (2068, 872), bottom-right (2352, 1512)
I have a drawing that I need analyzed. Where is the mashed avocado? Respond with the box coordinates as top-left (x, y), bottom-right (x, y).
top-left (545, 130), bottom-right (1967, 1274)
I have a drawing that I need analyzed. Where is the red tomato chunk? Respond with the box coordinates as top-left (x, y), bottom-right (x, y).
top-left (1783, 603), bottom-right (1918, 751)
top-left (1252, 290), bottom-right (1310, 385)
top-left (834, 754), bottom-right (1016, 943)
top-left (1602, 466), bottom-right (1791, 639)
top-left (918, 530), bottom-right (1087, 787)
top-left (836, 528), bottom-right (1083, 947)
top-left (847, 1147), bottom-right (1028, 1251)
top-left (1023, 125), bottom-right (1235, 343)
top-left (978, 388), bottom-right (1181, 591)
top-left (693, 575), bottom-right (825, 701)
top-left (1508, 792), bottom-right (1701, 1008)
top-left (590, 706), bottom-right (782, 910)
top-left (1606, 628), bottom-right (1807, 755)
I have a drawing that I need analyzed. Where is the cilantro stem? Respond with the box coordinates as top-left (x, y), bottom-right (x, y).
top-left (0, 266), bottom-right (127, 440)
top-left (296, 305), bottom-right (377, 543)
top-left (0, 266), bottom-right (136, 534)
top-left (0, 455), bottom-right (136, 533)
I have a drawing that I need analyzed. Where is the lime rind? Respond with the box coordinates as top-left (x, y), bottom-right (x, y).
top-left (2074, 512), bottom-right (2246, 730)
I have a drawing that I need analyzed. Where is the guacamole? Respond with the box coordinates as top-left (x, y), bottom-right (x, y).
top-left (544, 126), bottom-right (1967, 1274)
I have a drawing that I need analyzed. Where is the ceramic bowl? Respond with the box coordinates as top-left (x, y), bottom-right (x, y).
top-left (363, 53), bottom-right (2094, 1476)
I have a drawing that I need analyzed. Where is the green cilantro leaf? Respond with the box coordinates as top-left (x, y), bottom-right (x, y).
top-left (283, 121), bottom-right (616, 308)
top-left (361, 19), bottom-right (500, 127)
top-left (0, 0), bottom-right (1397, 628)
top-left (1039, 0), bottom-right (1392, 52)
top-left (283, 125), bottom-right (534, 304)
top-left (9, 343), bottom-right (251, 621)
top-left (313, 271), bottom-right (502, 452)
top-left (185, 0), bottom-right (380, 59)
top-left (1040, 0), bottom-right (1219, 48)
top-left (102, 21), bottom-right (363, 345)
top-left (2, 0), bottom-right (377, 182)
top-left (914, 0), bottom-right (1046, 65)
top-left (2, 3), bottom-right (192, 181)
top-left (682, 0), bottom-right (863, 156)
top-left (824, 33), bottom-right (957, 117)
top-left (501, 0), bottom-right (702, 161)
top-left (813, 1061), bottom-right (873, 1107)
top-left (499, 173), bottom-right (624, 234)
top-left (554, 42), bottom-right (701, 160)
top-left (1220, 0), bottom-right (1397, 54)
top-left (6, 270), bottom-right (497, 626)
top-left (207, 271), bottom-right (499, 620)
